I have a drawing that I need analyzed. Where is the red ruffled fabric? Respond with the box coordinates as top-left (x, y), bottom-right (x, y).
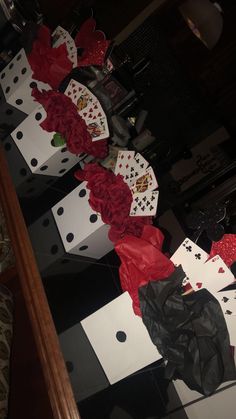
top-left (28, 25), bottom-right (73, 89)
top-left (115, 225), bottom-right (175, 316)
top-left (209, 234), bottom-right (236, 267)
top-left (32, 88), bottom-right (108, 158)
top-left (75, 18), bottom-right (110, 67)
top-left (75, 163), bottom-right (151, 242)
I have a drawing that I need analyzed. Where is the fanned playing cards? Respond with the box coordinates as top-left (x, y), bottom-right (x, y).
top-left (52, 26), bottom-right (78, 68)
top-left (64, 79), bottom-right (110, 142)
top-left (114, 150), bottom-right (159, 217)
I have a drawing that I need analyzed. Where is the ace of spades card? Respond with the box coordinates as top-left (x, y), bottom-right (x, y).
top-left (130, 190), bottom-right (159, 216)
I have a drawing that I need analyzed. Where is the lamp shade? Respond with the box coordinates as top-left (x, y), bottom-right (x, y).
top-left (179, 0), bottom-right (223, 49)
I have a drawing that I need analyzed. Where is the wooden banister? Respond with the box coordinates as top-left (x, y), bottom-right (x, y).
top-left (0, 146), bottom-right (80, 419)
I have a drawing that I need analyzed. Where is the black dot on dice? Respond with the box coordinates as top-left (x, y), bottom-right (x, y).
top-left (79, 245), bottom-right (88, 251)
top-left (27, 187), bottom-right (35, 194)
top-left (15, 99), bottom-right (23, 105)
top-left (13, 76), bottom-right (19, 83)
top-left (66, 361), bottom-right (74, 373)
top-left (5, 86), bottom-right (10, 94)
top-left (16, 54), bottom-right (22, 61)
top-left (61, 158), bottom-right (69, 163)
top-left (30, 81), bottom-right (37, 88)
top-left (40, 165), bottom-right (48, 171)
top-left (59, 168), bottom-right (66, 174)
top-left (51, 245), bottom-right (58, 255)
top-left (35, 112), bottom-right (42, 121)
top-left (4, 143), bottom-right (11, 151)
top-left (61, 147), bottom-right (67, 153)
top-left (20, 168), bottom-right (27, 176)
top-left (6, 108), bottom-right (13, 115)
top-left (79, 189), bottom-right (86, 198)
top-left (66, 233), bottom-right (74, 243)
top-left (57, 207), bottom-right (64, 216)
top-left (90, 214), bottom-right (98, 223)
top-left (16, 131), bottom-right (23, 140)
top-left (42, 218), bottom-right (50, 227)
top-left (31, 158), bottom-right (38, 167)
top-left (21, 67), bottom-right (27, 75)
top-left (9, 63), bottom-right (14, 69)
top-left (116, 331), bottom-right (127, 343)
top-left (1, 72), bottom-right (5, 79)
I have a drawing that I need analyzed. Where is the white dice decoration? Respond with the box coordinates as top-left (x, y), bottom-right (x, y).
top-left (11, 105), bottom-right (85, 177)
top-left (52, 182), bottom-right (114, 259)
top-left (81, 292), bottom-right (162, 384)
top-left (0, 48), bottom-right (50, 115)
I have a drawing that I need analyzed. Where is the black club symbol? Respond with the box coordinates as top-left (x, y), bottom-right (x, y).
top-left (195, 253), bottom-right (201, 260)
top-left (185, 245), bottom-right (192, 252)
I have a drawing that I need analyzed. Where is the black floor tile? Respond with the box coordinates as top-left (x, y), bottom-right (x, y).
top-left (44, 263), bottom-right (121, 334)
top-left (78, 370), bottom-right (168, 419)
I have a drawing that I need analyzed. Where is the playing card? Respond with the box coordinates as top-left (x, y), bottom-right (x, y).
top-left (125, 153), bottom-right (149, 185)
top-left (114, 150), bottom-right (135, 182)
top-left (52, 26), bottom-right (77, 67)
top-left (171, 238), bottom-right (209, 286)
top-left (192, 255), bottom-right (235, 293)
top-left (213, 289), bottom-right (236, 346)
top-left (130, 167), bottom-right (158, 192)
top-left (65, 80), bottom-right (94, 110)
top-left (130, 190), bottom-right (159, 216)
top-left (213, 290), bottom-right (236, 316)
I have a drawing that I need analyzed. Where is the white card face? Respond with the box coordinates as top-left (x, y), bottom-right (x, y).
top-left (125, 153), bottom-right (149, 185)
top-left (213, 290), bottom-right (236, 316)
top-left (192, 256), bottom-right (235, 293)
top-left (130, 166), bottom-right (158, 193)
top-left (114, 150), bottom-right (135, 182)
top-left (81, 292), bottom-right (161, 384)
top-left (171, 238), bottom-right (209, 285)
top-left (64, 79), bottom-right (110, 141)
top-left (214, 289), bottom-right (236, 346)
top-left (130, 190), bottom-right (159, 216)
top-left (52, 26), bottom-right (77, 67)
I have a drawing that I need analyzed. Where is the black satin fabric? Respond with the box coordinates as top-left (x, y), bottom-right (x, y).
top-left (139, 266), bottom-right (236, 396)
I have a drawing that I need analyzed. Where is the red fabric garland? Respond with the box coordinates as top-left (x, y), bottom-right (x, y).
top-left (115, 225), bottom-right (175, 316)
top-left (28, 25), bottom-right (73, 90)
top-left (75, 163), bottom-right (151, 243)
top-left (32, 88), bottom-right (108, 159)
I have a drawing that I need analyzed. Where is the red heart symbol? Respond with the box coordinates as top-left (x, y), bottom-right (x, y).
top-left (83, 113), bottom-right (87, 117)
top-left (218, 267), bottom-right (225, 273)
top-left (68, 92), bottom-right (71, 95)
top-left (72, 83), bottom-right (75, 88)
top-left (73, 89), bottom-right (76, 94)
top-left (89, 114), bottom-right (92, 118)
top-left (196, 282), bottom-right (202, 289)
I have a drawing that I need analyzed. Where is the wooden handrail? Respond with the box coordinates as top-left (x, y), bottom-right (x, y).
top-left (0, 146), bottom-right (80, 419)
